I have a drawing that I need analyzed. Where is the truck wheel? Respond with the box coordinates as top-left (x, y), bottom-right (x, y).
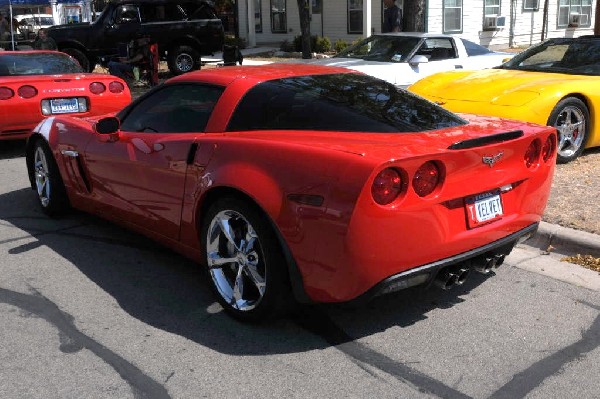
top-left (168, 45), bottom-right (200, 75)
top-left (63, 48), bottom-right (92, 72)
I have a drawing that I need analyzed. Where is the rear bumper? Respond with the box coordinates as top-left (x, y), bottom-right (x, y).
top-left (350, 222), bottom-right (538, 304)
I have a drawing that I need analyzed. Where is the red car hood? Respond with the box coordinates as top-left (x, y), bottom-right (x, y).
top-left (232, 114), bottom-right (547, 160)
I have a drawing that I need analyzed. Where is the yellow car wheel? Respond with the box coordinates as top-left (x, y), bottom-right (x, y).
top-left (547, 97), bottom-right (589, 164)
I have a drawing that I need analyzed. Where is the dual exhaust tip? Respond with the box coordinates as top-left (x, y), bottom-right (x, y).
top-left (434, 253), bottom-right (506, 290)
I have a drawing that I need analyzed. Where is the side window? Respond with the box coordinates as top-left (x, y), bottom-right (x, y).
top-left (419, 38), bottom-right (456, 60)
top-left (139, 4), bottom-right (184, 22)
top-left (120, 84), bottom-right (224, 133)
top-left (114, 5), bottom-right (140, 24)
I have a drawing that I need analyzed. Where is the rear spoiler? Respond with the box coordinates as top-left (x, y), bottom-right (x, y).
top-left (448, 130), bottom-right (523, 150)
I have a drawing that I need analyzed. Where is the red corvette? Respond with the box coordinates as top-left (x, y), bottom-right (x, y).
top-left (25, 64), bottom-right (555, 321)
top-left (0, 51), bottom-right (130, 141)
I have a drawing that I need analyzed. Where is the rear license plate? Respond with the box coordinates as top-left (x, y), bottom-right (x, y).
top-left (465, 190), bottom-right (503, 228)
top-left (50, 98), bottom-right (79, 114)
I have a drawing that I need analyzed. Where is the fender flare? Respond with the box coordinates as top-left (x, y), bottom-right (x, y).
top-left (197, 163), bottom-right (312, 303)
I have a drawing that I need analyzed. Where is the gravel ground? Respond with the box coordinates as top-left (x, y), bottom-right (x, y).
top-left (544, 147), bottom-right (600, 235)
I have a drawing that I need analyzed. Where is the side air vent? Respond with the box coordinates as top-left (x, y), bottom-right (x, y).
top-left (448, 130), bottom-right (524, 150)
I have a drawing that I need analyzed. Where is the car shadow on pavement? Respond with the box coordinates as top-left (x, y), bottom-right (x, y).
top-left (0, 186), bottom-right (494, 356)
top-left (0, 140), bottom-right (26, 159)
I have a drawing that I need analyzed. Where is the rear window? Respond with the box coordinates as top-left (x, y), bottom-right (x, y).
top-left (227, 74), bottom-right (466, 133)
top-left (0, 53), bottom-right (83, 76)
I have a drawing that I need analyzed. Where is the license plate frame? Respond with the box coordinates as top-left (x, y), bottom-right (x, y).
top-left (50, 98), bottom-right (79, 114)
top-left (465, 190), bottom-right (504, 228)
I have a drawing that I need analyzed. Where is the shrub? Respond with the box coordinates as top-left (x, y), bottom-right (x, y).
top-left (333, 39), bottom-right (348, 53)
top-left (292, 35), bottom-right (331, 53)
top-left (224, 34), bottom-right (246, 49)
top-left (280, 39), bottom-right (295, 52)
top-left (314, 36), bottom-right (331, 53)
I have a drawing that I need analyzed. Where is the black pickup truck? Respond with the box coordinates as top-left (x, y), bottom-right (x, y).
top-left (47, 0), bottom-right (224, 74)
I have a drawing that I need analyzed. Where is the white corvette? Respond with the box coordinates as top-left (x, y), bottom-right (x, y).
top-left (306, 32), bottom-right (512, 88)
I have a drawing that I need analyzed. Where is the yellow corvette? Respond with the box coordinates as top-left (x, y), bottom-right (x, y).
top-left (409, 36), bottom-right (600, 163)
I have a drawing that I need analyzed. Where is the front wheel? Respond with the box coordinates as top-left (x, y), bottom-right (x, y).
top-left (547, 97), bottom-right (590, 163)
top-left (167, 45), bottom-right (200, 75)
top-left (201, 197), bottom-right (291, 322)
top-left (32, 141), bottom-right (70, 217)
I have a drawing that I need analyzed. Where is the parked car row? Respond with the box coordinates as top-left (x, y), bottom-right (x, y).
top-left (409, 36), bottom-right (600, 164)
top-left (4, 33), bottom-right (592, 322)
top-left (0, 42), bottom-right (556, 321)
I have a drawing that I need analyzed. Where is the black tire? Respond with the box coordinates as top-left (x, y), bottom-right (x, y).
top-left (62, 47), bottom-right (93, 72)
top-left (167, 45), bottom-right (200, 75)
top-left (547, 97), bottom-right (590, 164)
top-left (31, 140), bottom-right (70, 217)
top-left (201, 197), bottom-right (291, 322)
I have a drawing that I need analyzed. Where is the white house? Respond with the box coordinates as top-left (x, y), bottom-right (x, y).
top-left (235, 0), bottom-right (596, 49)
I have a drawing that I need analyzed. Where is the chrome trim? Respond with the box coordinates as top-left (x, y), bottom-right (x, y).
top-left (61, 150), bottom-right (79, 157)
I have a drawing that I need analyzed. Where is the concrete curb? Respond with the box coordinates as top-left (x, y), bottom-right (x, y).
top-left (525, 221), bottom-right (600, 258)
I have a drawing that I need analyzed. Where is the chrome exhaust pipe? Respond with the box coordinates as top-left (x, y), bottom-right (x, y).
top-left (453, 267), bottom-right (471, 286)
top-left (434, 268), bottom-right (459, 290)
top-left (474, 254), bottom-right (506, 275)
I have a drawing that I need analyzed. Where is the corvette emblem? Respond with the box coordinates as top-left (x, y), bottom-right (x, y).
top-left (482, 152), bottom-right (504, 167)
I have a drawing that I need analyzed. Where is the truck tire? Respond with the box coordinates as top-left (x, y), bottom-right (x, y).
top-left (168, 45), bottom-right (200, 75)
top-left (63, 48), bottom-right (93, 72)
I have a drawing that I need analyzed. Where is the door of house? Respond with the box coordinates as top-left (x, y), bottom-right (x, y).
top-left (310, 0), bottom-right (323, 37)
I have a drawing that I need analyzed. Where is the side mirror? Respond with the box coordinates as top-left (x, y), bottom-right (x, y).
top-left (409, 55), bottom-right (429, 66)
top-left (95, 116), bottom-right (120, 133)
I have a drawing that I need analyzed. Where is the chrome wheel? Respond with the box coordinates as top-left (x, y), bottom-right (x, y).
top-left (34, 146), bottom-right (51, 207)
top-left (176, 53), bottom-right (194, 73)
top-left (206, 209), bottom-right (266, 312)
top-left (554, 105), bottom-right (586, 160)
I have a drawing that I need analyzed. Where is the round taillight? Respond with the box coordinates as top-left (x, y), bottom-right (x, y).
top-left (525, 140), bottom-right (541, 168)
top-left (372, 168), bottom-right (403, 205)
top-left (0, 86), bottom-right (14, 100)
top-left (412, 161), bottom-right (440, 197)
top-left (542, 134), bottom-right (556, 162)
top-left (109, 81), bottom-right (125, 93)
top-left (89, 82), bottom-right (106, 94)
top-left (18, 85), bottom-right (38, 99)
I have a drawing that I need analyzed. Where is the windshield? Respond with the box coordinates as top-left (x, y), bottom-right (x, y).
top-left (0, 53), bottom-right (83, 76)
top-left (334, 35), bottom-right (421, 63)
top-left (501, 38), bottom-right (600, 75)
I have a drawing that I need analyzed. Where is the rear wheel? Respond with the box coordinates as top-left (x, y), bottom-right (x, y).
top-left (62, 47), bottom-right (92, 72)
top-left (547, 97), bottom-right (589, 163)
top-left (201, 197), bottom-right (291, 322)
top-left (167, 45), bottom-right (200, 75)
top-left (32, 140), bottom-right (70, 217)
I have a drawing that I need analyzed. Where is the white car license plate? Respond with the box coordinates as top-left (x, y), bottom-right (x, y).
top-left (465, 190), bottom-right (503, 228)
top-left (50, 98), bottom-right (79, 114)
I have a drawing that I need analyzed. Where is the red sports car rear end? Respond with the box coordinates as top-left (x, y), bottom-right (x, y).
top-left (0, 51), bottom-right (130, 140)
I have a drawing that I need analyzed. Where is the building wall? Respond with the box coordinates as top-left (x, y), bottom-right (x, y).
top-left (237, 0), bottom-right (596, 49)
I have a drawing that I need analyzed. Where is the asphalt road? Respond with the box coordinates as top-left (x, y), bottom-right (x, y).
top-left (1, 140), bottom-right (600, 399)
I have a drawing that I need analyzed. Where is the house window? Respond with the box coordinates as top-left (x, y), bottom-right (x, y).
top-left (443, 0), bottom-right (462, 33)
top-left (348, 0), bottom-right (363, 34)
top-left (484, 0), bottom-right (501, 16)
top-left (255, 0), bottom-right (262, 33)
top-left (558, 0), bottom-right (592, 28)
top-left (271, 0), bottom-right (286, 33)
top-left (523, 0), bottom-right (540, 10)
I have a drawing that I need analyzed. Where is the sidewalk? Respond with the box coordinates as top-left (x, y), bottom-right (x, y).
top-left (202, 45), bottom-right (278, 66)
top-left (526, 221), bottom-right (600, 258)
